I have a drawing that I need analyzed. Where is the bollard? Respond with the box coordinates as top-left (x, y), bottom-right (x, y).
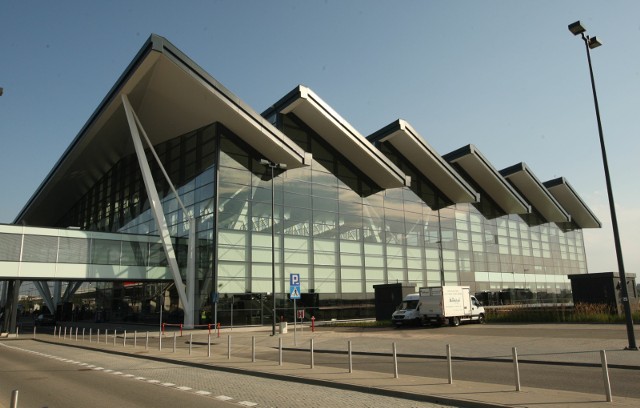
top-left (134, 331), bottom-right (137, 348)
top-left (97, 329), bottom-right (100, 343)
top-left (189, 333), bottom-right (193, 355)
top-left (145, 332), bottom-right (149, 350)
top-left (89, 328), bottom-right (92, 343)
top-left (180, 324), bottom-right (183, 337)
top-left (10, 390), bottom-right (18, 408)
top-left (64, 327), bottom-right (67, 339)
top-left (82, 328), bottom-right (85, 342)
top-left (228, 335), bottom-right (231, 360)
top-left (75, 327), bottom-right (78, 341)
top-left (447, 344), bottom-right (453, 384)
top-left (310, 338), bottom-right (314, 369)
top-left (33, 326), bottom-right (36, 339)
top-left (105, 329), bottom-right (108, 344)
top-left (252, 336), bottom-right (256, 363)
top-left (207, 333), bottom-right (211, 357)
top-left (54, 326), bottom-right (57, 337)
top-left (279, 337), bottom-right (283, 366)
top-left (159, 330), bottom-right (162, 351)
top-left (173, 332), bottom-right (177, 353)
top-left (113, 330), bottom-right (117, 346)
top-left (217, 322), bottom-right (221, 338)
top-left (16, 326), bottom-right (19, 338)
top-left (311, 316), bottom-right (315, 332)
top-left (348, 341), bottom-right (353, 373)
top-left (393, 342), bottom-right (399, 379)
top-left (600, 350), bottom-right (613, 402)
top-left (512, 347), bottom-right (521, 391)
top-left (123, 330), bottom-right (127, 347)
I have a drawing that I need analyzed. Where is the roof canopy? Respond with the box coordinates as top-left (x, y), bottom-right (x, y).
top-left (368, 119), bottom-right (478, 203)
top-left (443, 145), bottom-right (530, 214)
top-left (543, 177), bottom-right (601, 228)
top-left (264, 86), bottom-right (410, 189)
top-left (16, 34), bottom-right (309, 225)
top-left (500, 163), bottom-right (571, 223)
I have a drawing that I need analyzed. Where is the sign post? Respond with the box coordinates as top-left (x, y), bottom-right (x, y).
top-left (290, 274), bottom-right (301, 345)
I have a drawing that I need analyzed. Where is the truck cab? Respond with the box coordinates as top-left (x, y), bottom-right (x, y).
top-left (391, 293), bottom-right (422, 326)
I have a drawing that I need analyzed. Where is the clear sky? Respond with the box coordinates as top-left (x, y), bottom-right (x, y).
top-left (1, 1), bottom-right (638, 276)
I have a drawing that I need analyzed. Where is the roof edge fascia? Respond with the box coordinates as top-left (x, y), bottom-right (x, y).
top-left (443, 144), bottom-right (531, 214)
top-left (368, 119), bottom-right (479, 203)
top-left (543, 177), bottom-right (602, 228)
top-left (264, 85), bottom-right (410, 188)
top-left (500, 162), bottom-right (571, 222)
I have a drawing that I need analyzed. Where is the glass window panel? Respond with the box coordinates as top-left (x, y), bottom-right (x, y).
top-left (314, 239), bottom-right (336, 252)
top-left (57, 237), bottom-right (90, 264)
top-left (387, 257), bottom-right (405, 268)
top-left (364, 243), bottom-right (383, 256)
top-left (120, 240), bottom-right (147, 266)
top-left (365, 256), bottom-right (384, 267)
top-left (314, 251), bottom-right (336, 265)
top-left (407, 257), bottom-right (422, 269)
top-left (341, 280), bottom-right (362, 293)
top-left (340, 241), bottom-right (360, 254)
top-left (91, 239), bottom-right (122, 265)
top-left (341, 253), bottom-right (362, 267)
top-left (314, 267), bottom-right (337, 292)
top-left (388, 269), bottom-right (404, 283)
top-left (284, 250), bottom-right (309, 264)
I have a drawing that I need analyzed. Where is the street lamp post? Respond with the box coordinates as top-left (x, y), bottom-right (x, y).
top-left (260, 159), bottom-right (287, 336)
top-left (569, 21), bottom-right (637, 350)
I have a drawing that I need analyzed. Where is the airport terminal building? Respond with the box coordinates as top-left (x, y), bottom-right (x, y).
top-left (3, 35), bottom-right (601, 326)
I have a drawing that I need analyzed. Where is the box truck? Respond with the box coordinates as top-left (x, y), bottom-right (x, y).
top-left (391, 293), bottom-right (422, 326)
top-left (419, 286), bottom-right (485, 326)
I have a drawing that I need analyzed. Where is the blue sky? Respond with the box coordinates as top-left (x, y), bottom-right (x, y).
top-left (1, 1), bottom-right (639, 275)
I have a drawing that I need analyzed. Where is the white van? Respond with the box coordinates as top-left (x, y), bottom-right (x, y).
top-left (391, 293), bottom-right (421, 326)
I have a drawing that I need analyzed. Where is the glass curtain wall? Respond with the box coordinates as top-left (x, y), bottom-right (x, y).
top-left (55, 115), bottom-right (587, 324)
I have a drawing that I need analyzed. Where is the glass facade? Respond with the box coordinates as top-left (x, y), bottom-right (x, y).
top-left (54, 110), bottom-right (587, 324)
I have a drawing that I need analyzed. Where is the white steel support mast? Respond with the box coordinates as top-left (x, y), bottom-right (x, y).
top-left (122, 95), bottom-right (196, 328)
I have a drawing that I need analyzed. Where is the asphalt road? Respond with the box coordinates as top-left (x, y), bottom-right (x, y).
top-left (0, 344), bottom-right (239, 408)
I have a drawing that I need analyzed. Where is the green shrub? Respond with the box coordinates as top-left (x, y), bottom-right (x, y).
top-left (485, 303), bottom-right (640, 324)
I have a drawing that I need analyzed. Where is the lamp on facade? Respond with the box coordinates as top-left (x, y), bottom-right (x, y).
top-left (568, 21), bottom-right (637, 350)
top-left (260, 159), bottom-right (287, 336)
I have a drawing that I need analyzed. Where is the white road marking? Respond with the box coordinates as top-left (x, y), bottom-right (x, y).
top-left (2, 342), bottom-right (257, 407)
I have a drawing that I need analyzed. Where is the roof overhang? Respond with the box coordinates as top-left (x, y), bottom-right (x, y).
top-left (443, 145), bottom-right (530, 214)
top-left (543, 177), bottom-right (601, 228)
top-left (263, 86), bottom-right (410, 189)
top-left (368, 119), bottom-right (478, 203)
top-left (16, 34), bottom-right (310, 226)
top-left (500, 163), bottom-right (571, 223)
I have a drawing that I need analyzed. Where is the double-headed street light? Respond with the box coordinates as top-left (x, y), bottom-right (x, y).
top-left (568, 21), bottom-right (637, 350)
top-left (260, 159), bottom-right (287, 336)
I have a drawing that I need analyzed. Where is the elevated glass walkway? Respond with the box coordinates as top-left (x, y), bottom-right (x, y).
top-left (0, 224), bottom-right (172, 281)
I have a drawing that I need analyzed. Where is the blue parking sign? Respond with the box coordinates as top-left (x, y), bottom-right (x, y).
top-left (290, 274), bottom-right (300, 286)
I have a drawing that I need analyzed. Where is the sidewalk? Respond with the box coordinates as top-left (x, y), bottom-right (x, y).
top-left (13, 323), bottom-right (640, 407)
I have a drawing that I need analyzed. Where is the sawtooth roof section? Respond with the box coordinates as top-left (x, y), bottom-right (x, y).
top-left (16, 34), bottom-right (310, 226)
top-left (443, 145), bottom-right (530, 215)
top-left (368, 119), bottom-right (479, 203)
top-left (543, 177), bottom-right (602, 228)
top-left (263, 85), bottom-right (410, 189)
top-left (500, 163), bottom-right (571, 223)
